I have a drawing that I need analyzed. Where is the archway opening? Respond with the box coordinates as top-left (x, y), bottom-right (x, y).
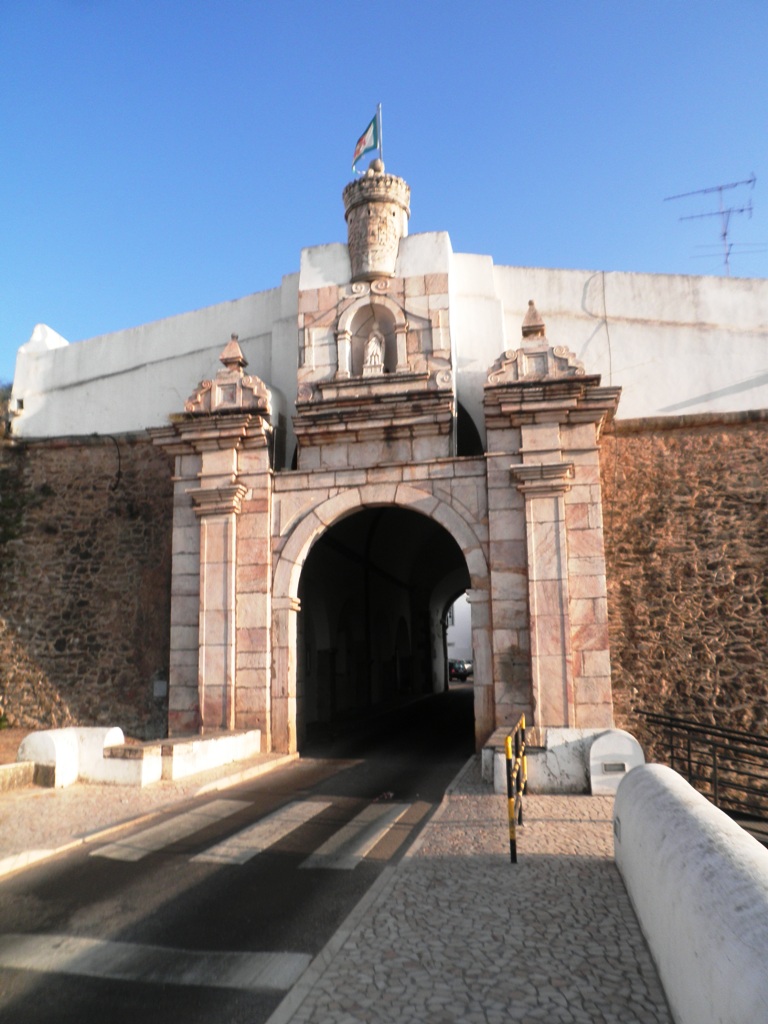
top-left (296, 506), bottom-right (473, 749)
top-left (445, 594), bottom-right (474, 683)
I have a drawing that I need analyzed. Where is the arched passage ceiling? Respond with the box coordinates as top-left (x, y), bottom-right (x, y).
top-left (303, 507), bottom-right (470, 595)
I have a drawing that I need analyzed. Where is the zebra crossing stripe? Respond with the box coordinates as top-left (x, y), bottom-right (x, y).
top-left (300, 802), bottom-right (411, 870)
top-left (0, 933), bottom-right (310, 992)
top-left (91, 799), bottom-right (252, 862)
top-left (192, 800), bottom-right (333, 865)
top-left (90, 798), bottom-right (411, 869)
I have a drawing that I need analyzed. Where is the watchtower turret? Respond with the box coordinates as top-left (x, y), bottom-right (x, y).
top-left (342, 159), bottom-right (410, 281)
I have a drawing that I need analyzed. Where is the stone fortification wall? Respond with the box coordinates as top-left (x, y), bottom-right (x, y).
top-left (3, 412), bottom-right (768, 748)
top-left (601, 414), bottom-right (768, 755)
top-left (0, 436), bottom-right (173, 738)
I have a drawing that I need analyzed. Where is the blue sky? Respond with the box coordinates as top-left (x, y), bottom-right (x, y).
top-left (2, 0), bottom-right (766, 385)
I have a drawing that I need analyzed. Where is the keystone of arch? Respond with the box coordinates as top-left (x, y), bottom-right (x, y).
top-left (393, 484), bottom-right (439, 518)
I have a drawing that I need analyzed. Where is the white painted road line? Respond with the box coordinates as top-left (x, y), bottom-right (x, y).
top-left (0, 933), bottom-right (311, 992)
top-left (192, 800), bottom-right (333, 865)
top-left (90, 799), bottom-right (252, 862)
top-left (300, 803), bottom-right (411, 870)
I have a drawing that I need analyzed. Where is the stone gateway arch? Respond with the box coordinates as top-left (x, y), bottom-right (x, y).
top-left (150, 161), bottom-right (619, 754)
top-left (272, 486), bottom-right (489, 752)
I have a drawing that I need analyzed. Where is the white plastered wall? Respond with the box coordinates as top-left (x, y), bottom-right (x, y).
top-left (490, 264), bottom-right (768, 420)
top-left (11, 279), bottom-right (299, 439)
top-left (9, 233), bottom-right (768, 440)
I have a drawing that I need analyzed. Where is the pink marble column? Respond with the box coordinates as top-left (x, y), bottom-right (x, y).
top-left (271, 595), bottom-right (301, 754)
top-left (188, 484), bottom-right (246, 732)
top-left (511, 463), bottom-right (576, 727)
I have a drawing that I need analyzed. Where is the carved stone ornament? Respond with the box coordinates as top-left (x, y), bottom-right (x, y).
top-left (185, 335), bottom-right (272, 416)
top-left (343, 160), bottom-right (410, 282)
top-left (432, 368), bottom-right (454, 390)
top-left (485, 300), bottom-right (585, 385)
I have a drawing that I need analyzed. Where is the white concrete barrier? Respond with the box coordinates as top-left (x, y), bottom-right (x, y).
top-left (485, 727), bottom-right (645, 794)
top-left (614, 764), bottom-right (768, 1024)
top-left (17, 727), bottom-right (126, 787)
top-left (589, 729), bottom-right (644, 795)
top-left (17, 729), bottom-right (80, 787)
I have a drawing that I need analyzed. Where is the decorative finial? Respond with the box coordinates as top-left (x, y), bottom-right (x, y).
top-left (185, 332), bottom-right (271, 415)
top-left (522, 300), bottom-right (546, 339)
top-left (219, 333), bottom-right (248, 370)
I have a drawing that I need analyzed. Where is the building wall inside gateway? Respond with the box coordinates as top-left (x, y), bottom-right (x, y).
top-left (446, 595), bottom-right (472, 663)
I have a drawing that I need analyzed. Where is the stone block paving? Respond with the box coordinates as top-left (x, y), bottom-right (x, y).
top-left (273, 758), bottom-right (671, 1024)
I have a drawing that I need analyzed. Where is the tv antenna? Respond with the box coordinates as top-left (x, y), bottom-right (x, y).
top-left (665, 173), bottom-right (757, 275)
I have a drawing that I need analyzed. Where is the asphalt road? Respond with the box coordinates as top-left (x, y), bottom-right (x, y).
top-left (0, 685), bottom-right (474, 1024)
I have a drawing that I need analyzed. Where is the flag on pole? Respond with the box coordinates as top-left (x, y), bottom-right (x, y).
top-left (352, 112), bottom-right (379, 170)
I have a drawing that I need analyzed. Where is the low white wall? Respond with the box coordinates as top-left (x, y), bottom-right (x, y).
top-left (160, 730), bottom-right (261, 780)
top-left (614, 764), bottom-right (768, 1024)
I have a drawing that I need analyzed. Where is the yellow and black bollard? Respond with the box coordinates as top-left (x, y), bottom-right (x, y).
top-left (504, 714), bottom-right (526, 864)
top-left (505, 734), bottom-right (518, 863)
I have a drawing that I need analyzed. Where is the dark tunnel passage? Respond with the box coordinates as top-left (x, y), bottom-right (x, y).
top-left (296, 506), bottom-right (473, 749)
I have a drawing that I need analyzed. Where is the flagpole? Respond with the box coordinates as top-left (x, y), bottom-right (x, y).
top-left (377, 103), bottom-right (383, 165)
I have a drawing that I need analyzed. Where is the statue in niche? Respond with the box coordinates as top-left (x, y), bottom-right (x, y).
top-left (362, 325), bottom-right (385, 376)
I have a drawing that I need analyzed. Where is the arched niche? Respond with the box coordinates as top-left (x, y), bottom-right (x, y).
top-left (335, 293), bottom-right (408, 378)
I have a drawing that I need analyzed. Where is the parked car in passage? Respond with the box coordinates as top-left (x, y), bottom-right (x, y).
top-left (448, 659), bottom-right (473, 681)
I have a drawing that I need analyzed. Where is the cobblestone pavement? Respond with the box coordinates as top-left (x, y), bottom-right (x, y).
top-left (269, 758), bottom-right (671, 1024)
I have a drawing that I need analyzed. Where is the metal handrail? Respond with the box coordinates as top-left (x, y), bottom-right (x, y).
top-left (637, 709), bottom-right (768, 827)
top-left (504, 714), bottom-right (527, 863)
top-left (639, 709), bottom-right (768, 749)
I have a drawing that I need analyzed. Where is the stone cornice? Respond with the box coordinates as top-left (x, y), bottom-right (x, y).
top-left (187, 483), bottom-right (248, 517)
top-left (293, 387), bottom-right (453, 442)
top-left (152, 414), bottom-right (272, 453)
top-left (485, 377), bottom-right (621, 431)
top-left (510, 461), bottom-right (575, 496)
top-left (298, 368), bottom-right (452, 407)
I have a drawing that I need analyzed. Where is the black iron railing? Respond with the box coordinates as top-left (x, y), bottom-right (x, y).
top-left (637, 709), bottom-right (768, 834)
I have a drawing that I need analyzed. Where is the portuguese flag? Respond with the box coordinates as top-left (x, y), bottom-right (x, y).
top-left (352, 112), bottom-right (380, 170)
